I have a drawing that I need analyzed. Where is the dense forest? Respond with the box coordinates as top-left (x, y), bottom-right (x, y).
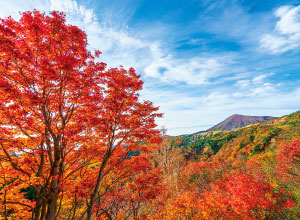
top-left (0, 10), bottom-right (299, 220)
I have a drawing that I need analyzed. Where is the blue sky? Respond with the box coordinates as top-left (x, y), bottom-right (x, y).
top-left (1, 0), bottom-right (300, 135)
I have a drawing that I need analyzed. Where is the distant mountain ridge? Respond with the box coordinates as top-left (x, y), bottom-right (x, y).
top-left (207, 114), bottom-right (274, 131)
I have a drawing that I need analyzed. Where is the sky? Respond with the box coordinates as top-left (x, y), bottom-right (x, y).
top-left (1, 0), bottom-right (300, 135)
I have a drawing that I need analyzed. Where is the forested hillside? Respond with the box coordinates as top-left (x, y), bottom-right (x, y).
top-left (176, 111), bottom-right (300, 160)
top-left (151, 111), bottom-right (300, 219)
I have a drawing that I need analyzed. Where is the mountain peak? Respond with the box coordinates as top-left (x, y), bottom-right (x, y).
top-left (208, 114), bottom-right (274, 131)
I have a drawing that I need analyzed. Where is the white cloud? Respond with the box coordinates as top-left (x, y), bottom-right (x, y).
top-left (145, 55), bottom-right (232, 85)
top-left (275, 5), bottom-right (300, 34)
top-left (253, 73), bottom-right (273, 84)
top-left (49, 0), bottom-right (96, 25)
top-left (0, 0), bottom-right (49, 19)
top-left (260, 5), bottom-right (300, 54)
top-left (236, 80), bottom-right (250, 88)
top-left (234, 74), bottom-right (276, 97)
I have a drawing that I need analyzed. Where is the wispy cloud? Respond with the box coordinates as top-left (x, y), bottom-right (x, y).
top-left (144, 55), bottom-right (229, 85)
top-left (233, 74), bottom-right (277, 97)
top-left (260, 5), bottom-right (300, 54)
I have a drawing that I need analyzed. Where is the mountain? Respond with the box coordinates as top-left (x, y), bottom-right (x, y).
top-left (207, 114), bottom-right (274, 131)
top-left (174, 110), bottom-right (300, 160)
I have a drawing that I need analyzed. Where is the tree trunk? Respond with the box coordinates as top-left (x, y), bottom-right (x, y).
top-left (86, 155), bottom-right (109, 220)
top-left (45, 179), bottom-right (59, 220)
top-left (41, 203), bottom-right (47, 220)
top-left (33, 198), bottom-right (42, 220)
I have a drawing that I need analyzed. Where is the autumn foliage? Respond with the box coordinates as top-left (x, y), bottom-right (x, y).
top-left (277, 139), bottom-right (300, 185)
top-left (149, 115), bottom-right (300, 219)
top-left (0, 9), bottom-right (300, 220)
top-left (0, 10), bottom-right (161, 219)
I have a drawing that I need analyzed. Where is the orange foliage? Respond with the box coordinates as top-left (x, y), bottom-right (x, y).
top-left (0, 10), bottom-right (161, 219)
top-left (277, 139), bottom-right (300, 185)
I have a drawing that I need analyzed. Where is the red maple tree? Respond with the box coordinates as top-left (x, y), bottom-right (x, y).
top-left (0, 10), bottom-right (161, 219)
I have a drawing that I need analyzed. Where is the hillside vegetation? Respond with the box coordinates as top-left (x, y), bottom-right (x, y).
top-left (150, 111), bottom-right (300, 219)
top-left (176, 111), bottom-right (300, 160)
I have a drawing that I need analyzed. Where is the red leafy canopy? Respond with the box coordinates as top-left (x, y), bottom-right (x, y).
top-left (0, 10), bottom-right (162, 219)
top-left (277, 139), bottom-right (300, 185)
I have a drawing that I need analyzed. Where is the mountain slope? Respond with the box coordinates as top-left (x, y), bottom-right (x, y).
top-left (174, 110), bottom-right (300, 160)
top-left (208, 114), bottom-right (274, 131)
